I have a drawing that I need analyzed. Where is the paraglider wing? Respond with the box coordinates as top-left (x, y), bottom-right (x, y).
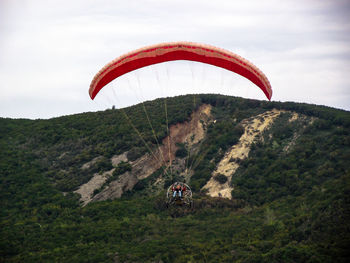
top-left (89, 42), bottom-right (272, 100)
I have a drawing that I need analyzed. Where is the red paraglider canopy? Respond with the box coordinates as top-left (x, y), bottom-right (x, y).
top-left (89, 42), bottom-right (272, 100)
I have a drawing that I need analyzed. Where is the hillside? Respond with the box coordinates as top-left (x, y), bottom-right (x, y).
top-left (1, 94), bottom-right (350, 262)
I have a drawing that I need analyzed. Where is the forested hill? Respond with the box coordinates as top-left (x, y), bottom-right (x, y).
top-left (1, 94), bottom-right (350, 262)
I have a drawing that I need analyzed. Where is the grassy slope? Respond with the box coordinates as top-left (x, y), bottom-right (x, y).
top-left (1, 94), bottom-right (349, 262)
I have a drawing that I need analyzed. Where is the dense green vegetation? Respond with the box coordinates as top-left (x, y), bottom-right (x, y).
top-left (1, 94), bottom-right (349, 262)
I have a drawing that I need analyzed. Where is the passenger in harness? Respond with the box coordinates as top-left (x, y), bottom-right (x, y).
top-left (172, 183), bottom-right (183, 198)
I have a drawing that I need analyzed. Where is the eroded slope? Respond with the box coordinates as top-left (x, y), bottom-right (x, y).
top-left (202, 109), bottom-right (284, 198)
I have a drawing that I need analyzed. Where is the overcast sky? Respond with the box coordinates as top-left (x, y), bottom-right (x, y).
top-left (1, 0), bottom-right (349, 119)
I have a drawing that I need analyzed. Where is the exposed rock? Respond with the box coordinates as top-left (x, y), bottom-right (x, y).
top-left (158, 104), bottom-right (212, 166)
top-left (111, 152), bottom-right (128, 166)
top-left (288, 112), bottom-right (299, 122)
top-left (75, 152), bottom-right (128, 205)
top-left (202, 109), bottom-right (284, 199)
top-left (58, 152), bottom-right (69, 160)
top-left (92, 151), bottom-right (162, 203)
top-left (74, 169), bottom-right (113, 205)
top-left (92, 171), bottom-right (138, 201)
top-left (283, 113), bottom-right (314, 153)
top-left (81, 156), bottom-right (103, 170)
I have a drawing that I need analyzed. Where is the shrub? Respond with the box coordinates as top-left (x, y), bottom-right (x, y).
top-left (113, 161), bottom-right (132, 177)
top-left (175, 143), bottom-right (188, 158)
top-left (214, 173), bottom-right (228, 184)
